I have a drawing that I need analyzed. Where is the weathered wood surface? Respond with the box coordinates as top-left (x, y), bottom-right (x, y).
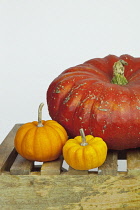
top-left (1, 124), bottom-right (140, 176)
top-left (0, 124), bottom-right (140, 209)
top-left (0, 124), bottom-right (21, 173)
top-left (0, 174), bottom-right (140, 210)
top-left (68, 166), bottom-right (89, 175)
top-left (10, 154), bottom-right (33, 175)
top-left (98, 150), bottom-right (118, 175)
top-left (127, 148), bottom-right (140, 175)
top-left (41, 156), bottom-right (63, 175)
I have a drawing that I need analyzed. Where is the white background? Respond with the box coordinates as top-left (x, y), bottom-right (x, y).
top-left (0, 0), bottom-right (140, 143)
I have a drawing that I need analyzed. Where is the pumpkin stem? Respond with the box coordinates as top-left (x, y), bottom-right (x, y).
top-left (111, 60), bottom-right (128, 85)
top-left (38, 103), bottom-right (44, 127)
top-left (80, 128), bottom-right (88, 146)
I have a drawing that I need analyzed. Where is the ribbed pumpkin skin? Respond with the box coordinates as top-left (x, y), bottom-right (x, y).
top-left (63, 135), bottom-right (107, 170)
top-left (14, 120), bottom-right (68, 162)
top-left (47, 54), bottom-right (140, 150)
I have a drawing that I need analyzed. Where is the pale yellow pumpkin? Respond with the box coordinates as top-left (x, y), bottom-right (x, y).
top-left (63, 129), bottom-right (107, 170)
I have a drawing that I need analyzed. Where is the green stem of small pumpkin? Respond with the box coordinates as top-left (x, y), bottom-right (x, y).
top-left (80, 128), bottom-right (88, 146)
top-left (38, 103), bottom-right (44, 127)
top-left (111, 59), bottom-right (128, 85)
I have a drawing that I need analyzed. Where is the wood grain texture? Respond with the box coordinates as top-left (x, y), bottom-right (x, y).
top-left (98, 150), bottom-right (118, 175)
top-left (127, 148), bottom-right (140, 175)
top-left (41, 156), bottom-right (63, 175)
top-left (1, 124), bottom-right (140, 209)
top-left (0, 174), bottom-right (140, 210)
top-left (0, 124), bottom-right (22, 173)
top-left (68, 166), bottom-right (88, 175)
top-left (10, 154), bottom-right (33, 175)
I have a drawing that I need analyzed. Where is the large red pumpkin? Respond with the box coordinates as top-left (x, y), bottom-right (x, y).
top-left (47, 54), bottom-right (140, 150)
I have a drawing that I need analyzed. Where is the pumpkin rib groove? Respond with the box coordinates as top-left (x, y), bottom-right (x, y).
top-left (75, 80), bottom-right (108, 136)
top-left (47, 54), bottom-right (140, 149)
top-left (128, 70), bottom-right (140, 84)
top-left (89, 81), bottom-right (111, 137)
top-left (14, 104), bottom-right (68, 162)
top-left (48, 123), bottom-right (68, 145)
top-left (43, 126), bottom-right (60, 161)
top-left (122, 86), bottom-right (133, 148)
top-left (80, 95), bottom-right (95, 136)
top-left (88, 144), bottom-right (99, 168)
top-left (126, 86), bottom-right (140, 148)
top-left (20, 126), bottom-right (35, 155)
top-left (88, 83), bottom-right (104, 135)
top-left (42, 126), bottom-right (54, 161)
top-left (21, 126), bottom-right (37, 160)
top-left (84, 57), bottom-right (111, 75)
top-left (45, 121), bottom-right (68, 141)
top-left (56, 81), bottom-right (89, 135)
top-left (48, 78), bottom-right (81, 120)
top-left (62, 65), bottom-right (109, 79)
top-left (33, 126), bottom-right (40, 161)
top-left (46, 125), bottom-right (64, 149)
top-left (93, 144), bottom-right (103, 167)
top-left (14, 125), bottom-right (33, 155)
top-left (71, 82), bottom-right (94, 136)
top-left (48, 66), bottom-right (109, 121)
top-left (47, 79), bottom-right (69, 112)
top-left (82, 145), bottom-right (93, 170)
top-left (65, 144), bottom-right (79, 168)
top-left (63, 133), bottom-right (107, 170)
top-left (74, 146), bottom-right (85, 170)
top-left (103, 86), bottom-right (122, 148)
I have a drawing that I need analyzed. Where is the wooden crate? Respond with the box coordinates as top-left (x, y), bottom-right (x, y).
top-left (0, 124), bottom-right (140, 210)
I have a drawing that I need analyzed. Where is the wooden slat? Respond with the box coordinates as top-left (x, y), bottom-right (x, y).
top-left (98, 150), bottom-right (118, 175)
top-left (41, 156), bottom-right (63, 175)
top-left (10, 154), bottom-right (33, 175)
top-left (68, 166), bottom-right (88, 175)
top-left (127, 148), bottom-right (140, 175)
top-left (0, 124), bottom-right (22, 173)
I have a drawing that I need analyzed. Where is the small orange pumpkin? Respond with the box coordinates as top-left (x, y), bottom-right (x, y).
top-left (63, 128), bottom-right (107, 170)
top-left (14, 103), bottom-right (68, 162)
